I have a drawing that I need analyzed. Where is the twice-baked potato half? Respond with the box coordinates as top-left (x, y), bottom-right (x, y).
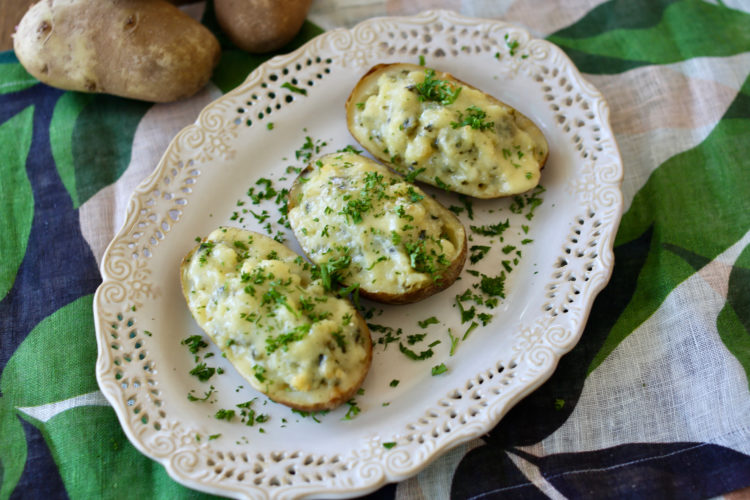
top-left (180, 227), bottom-right (372, 411)
top-left (346, 63), bottom-right (549, 198)
top-left (288, 152), bottom-right (467, 304)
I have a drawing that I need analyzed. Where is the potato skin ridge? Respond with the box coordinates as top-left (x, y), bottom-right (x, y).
top-left (346, 63), bottom-right (549, 199)
top-left (288, 152), bottom-right (467, 304)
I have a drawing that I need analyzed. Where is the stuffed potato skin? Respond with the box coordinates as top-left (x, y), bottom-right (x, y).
top-left (180, 227), bottom-right (372, 411)
top-left (288, 152), bottom-right (467, 304)
top-left (346, 63), bottom-right (549, 198)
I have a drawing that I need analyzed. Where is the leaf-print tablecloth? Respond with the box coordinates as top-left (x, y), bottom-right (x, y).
top-left (2, 1), bottom-right (750, 498)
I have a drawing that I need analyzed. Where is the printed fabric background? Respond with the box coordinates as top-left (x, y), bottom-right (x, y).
top-left (1, 0), bottom-right (749, 498)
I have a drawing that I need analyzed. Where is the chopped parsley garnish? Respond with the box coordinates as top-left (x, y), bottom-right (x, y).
top-left (281, 82), bottom-right (308, 96)
top-left (343, 399), bottom-right (361, 420)
top-left (406, 333), bottom-right (427, 345)
top-left (383, 442), bottom-right (397, 449)
top-left (390, 379), bottom-right (400, 387)
top-left (214, 409), bottom-right (235, 421)
top-left (458, 195), bottom-right (475, 220)
top-left (399, 342), bottom-right (435, 360)
top-left (312, 253), bottom-right (351, 292)
top-left (295, 136), bottom-right (326, 164)
top-left (187, 386), bottom-right (214, 402)
top-left (470, 219), bottom-right (510, 236)
top-left (417, 316), bottom-right (439, 329)
top-left (189, 363), bottom-right (216, 382)
top-left (265, 324), bottom-right (310, 354)
top-left (478, 312), bottom-right (493, 326)
top-left (337, 144), bottom-right (363, 155)
top-left (469, 245), bottom-right (491, 264)
top-left (451, 105), bottom-right (494, 131)
top-left (405, 167), bottom-right (426, 183)
top-left (404, 239), bottom-right (445, 280)
top-left (448, 328), bottom-right (459, 356)
top-left (332, 330), bottom-right (347, 350)
top-left (292, 409), bottom-right (329, 423)
top-left (407, 186), bottom-right (424, 202)
top-left (480, 273), bottom-right (506, 299)
top-left (339, 196), bottom-right (372, 224)
top-left (414, 69), bottom-right (462, 105)
top-left (431, 363), bottom-right (448, 376)
top-left (505, 34), bottom-right (520, 56)
top-left (434, 176), bottom-right (450, 191)
top-left (253, 364), bottom-right (266, 383)
top-left (455, 296), bottom-right (476, 323)
top-left (463, 321), bottom-right (479, 340)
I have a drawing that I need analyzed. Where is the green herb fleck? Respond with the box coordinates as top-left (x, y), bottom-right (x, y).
top-left (417, 316), bottom-right (439, 329)
top-left (451, 105), bottom-right (494, 131)
top-left (343, 399), bottom-right (361, 420)
top-left (215, 409), bottom-right (235, 421)
top-left (414, 69), bottom-right (462, 106)
top-left (431, 363), bottom-right (448, 376)
top-left (189, 363), bottom-right (216, 382)
top-left (480, 273), bottom-right (506, 298)
top-left (399, 342), bottom-right (435, 361)
top-left (281, 82), bottom-right (308, 96)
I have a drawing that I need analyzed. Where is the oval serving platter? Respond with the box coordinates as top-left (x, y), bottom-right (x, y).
top-left (94, 9), bottom-right (623, 499)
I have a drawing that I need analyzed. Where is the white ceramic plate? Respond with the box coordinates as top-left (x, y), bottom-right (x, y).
top-left (95, 10), bottom-right (622, 499)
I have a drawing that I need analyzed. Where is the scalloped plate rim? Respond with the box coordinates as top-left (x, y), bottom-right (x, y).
top-left (94, 9), bottom-right (623, 499)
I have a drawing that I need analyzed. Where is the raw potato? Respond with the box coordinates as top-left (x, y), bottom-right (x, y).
top-left (181, 227), bottom-right (372, 411)
top-left (347, 63), bottom-right (549, 198)
top-left (13, 0), bottom-right (220, 102)
top-left (214, 0), bottom-right (312, 53)
top-left (288, 152), bottom-right (467, 304)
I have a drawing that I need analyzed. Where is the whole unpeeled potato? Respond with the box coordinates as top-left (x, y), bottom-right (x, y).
top-left (13, 0), bottom-right (221, 102)
top-left (214, 0), bottom-right (312, 53)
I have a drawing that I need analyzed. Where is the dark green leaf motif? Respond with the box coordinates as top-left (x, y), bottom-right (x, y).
top-left (548, 0), bottom-right (750, 74)
top-left (0, 107), bottom-right (35, 301)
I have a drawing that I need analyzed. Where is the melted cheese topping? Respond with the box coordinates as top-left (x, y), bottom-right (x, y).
top-left (182, 227), bottom-right (370, 408)
top-left (350, 64), bottom-right (548, 198)
top-left (288, 152), bottom-right (465, 296)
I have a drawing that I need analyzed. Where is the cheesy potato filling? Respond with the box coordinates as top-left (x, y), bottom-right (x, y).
top-left (288, 152), bottom-right (464, 296)
top-left (350, 66), bottom-right (548, 197)
top-left (182, 227), bottom-right (369, 406)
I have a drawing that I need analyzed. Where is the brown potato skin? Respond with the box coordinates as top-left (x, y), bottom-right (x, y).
top-left (288, 162), bottom-right (468, 305)
top-left (180, 231), bottom-right (372, 412)
top-left (214, 0), bottom-right (312, 53)
top-left (346, 63), bottom-right (549, 198)
top-left (13, 0), bottom-right (220, 102)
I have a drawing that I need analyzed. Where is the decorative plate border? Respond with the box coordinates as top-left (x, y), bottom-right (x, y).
top-left (94, 10), bottom-right (623, 499)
